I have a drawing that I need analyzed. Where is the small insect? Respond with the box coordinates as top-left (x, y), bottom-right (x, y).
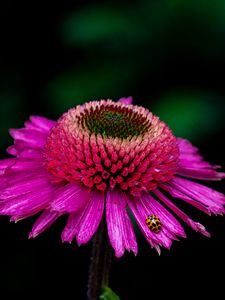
top-left (145, 215), bottom-right (161, 233)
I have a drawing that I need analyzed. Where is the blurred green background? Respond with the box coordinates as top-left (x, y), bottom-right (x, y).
top-left (1, 0), bottom-right (225, 299)
top-left (1, 0), bottom-right (225, 153)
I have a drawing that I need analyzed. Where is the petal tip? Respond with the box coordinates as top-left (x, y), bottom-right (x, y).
top-left (28, 232), bottom-right (34, 239)
top-left (114, 248), bottom-right (125, 258)
top-left (118, 96), bottom-right (133, 105)
top-left (155, 246), bottom-right (161, 256)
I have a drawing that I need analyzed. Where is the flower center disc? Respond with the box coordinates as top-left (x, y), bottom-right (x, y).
top-left (44, 100), bottom-right (179, 195)
top-left (80, 105), bottom-right (151, 139)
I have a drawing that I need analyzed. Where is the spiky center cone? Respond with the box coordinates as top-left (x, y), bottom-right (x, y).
top-left (44, 100), bottom-right (179, 195)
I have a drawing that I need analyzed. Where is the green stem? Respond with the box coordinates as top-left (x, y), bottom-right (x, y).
top-left (87, 217), bottom-right (113, 300)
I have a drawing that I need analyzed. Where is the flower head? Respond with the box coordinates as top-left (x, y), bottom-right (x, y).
top-left (44, 100), bottom-right (179, 195)
top-left (0, 97), bottom-right (225, 256)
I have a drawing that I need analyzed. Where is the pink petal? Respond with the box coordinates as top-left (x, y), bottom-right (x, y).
top-left (129, 193), bottom-right (185, 249)
top-left (0, 168), bottom-right (46, 188)
top-left (143, 192), bottom-right (186, 238)
top-left (0, 176), bottom-right (52, 200)
top-left (168, 177), bottom-right (225, 215)
top-left (51, 183), bottom-right (91, 213)
top-left (61, 212), bottom-right (83, 243)
top-left (177, 138), bottom-right (199, 154)
top-left (127, 197), bottom-right (161, 254)
top-left (4, 158), bottom-right (43, 174)
top-left (154, 189), bottom-right (211, 237)
top-left (0, 184), bottom-right (55, 216)
top-left (7, 145), bottom-right (43, 159)
top-left (177, 167), bottom-right (225, 181)
top-left (0, 158), bottom-right (16, 175)
top-left (9, 128), bottom-right (47, 149)
top-left (179, 159), bottom-right (212, 169)
top-left (7, 146), bottom-right (18, 156)
top-left (118, 96), bottom-right (133, 105)
top-left (177, 138), bottom-right (225, 180)
top-left (17, 149), bottom-right (43, 159)
top-left (62, 191), bottom-right (105, 245)
top-left (106, 189), bottom-right (137, 257)
top-left (29, 210), bottom-right (60, 238)
top-left (179, 152), bottom-right (204, 162)
top-left (0, 164), bottom-right (46, 194)
top-left (160, 183), bottom-right (210, 215)
top-left (76, 190), bottom-right (105, 245)
top-left (0, 170), bottom-right (44, 192)
top-left (29, 116), bottom-right (56, 132)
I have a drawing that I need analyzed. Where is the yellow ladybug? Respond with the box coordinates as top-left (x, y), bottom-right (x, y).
top-left (145, 215), bottom-right (161, 233)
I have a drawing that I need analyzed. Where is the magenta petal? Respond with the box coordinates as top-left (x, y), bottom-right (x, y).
top-left (160, 183), bottom-right (210, 215)
top-left (179, 159), bottom-right (212, 169)
top-left (0, 169), bottom-right (44, 193)
top-left (179, 152), bottom-right (205, 162)
top-left (143, 193), bottom-right (186, 238)
top-left (138, 207), bottom-right (172, 249)
top-left (106, 189), bottom-right (137, 257)
top-left (127, 197), bottom-right (162, 254)
top-left (29, 210), bottom-right (60, 238)
top-left (0, 168), bottom-right (46, 188)
top-left (0, 177), bottom-right (52, 200)
top-left (61, 212), bottom-right (83, 243)
top-left (123, 209), bottom-right (138, 254)
top-left (177, 138), bottom-right (199, 154)
top-left (0, 158), bottom-right (16, 175)
top-left (7, 146), bottom-right (18, 156)
top-left (177, 138), bottom-right (225, 180)
top-left (7, 145), bottom-right (42, 159)
top-left (24, 121), bottom-right (44, 132)
top-left (154, 189), bottom-right (211, 237)
top-left (168, 177), bottom-right (225, 215)
top-left (17, 149), bottom-right (43, 159)
top-left (76, 190), bottom-right (104, 245)
top-left (0, 185), bottom-right (55, 216)
top-left (29, 116), bottom-right (56, 132)
top-left (177, 167), bottom-right (225, 181)
top-left (51, 183), bottom-right (91, 213)
top-left (62, 192), bottom-right (104, 244)
top-left (4, 158), bottom-right (43, 174)
top-left (118, 96), bottom-right (133, 105)
top-left (9, 128), bottom-right (47, 149)
top-left (133, 193), bottom-right (184, 249)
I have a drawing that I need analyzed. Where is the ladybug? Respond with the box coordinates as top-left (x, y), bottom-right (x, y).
top-left (145, 215), bottom-right (161, 233)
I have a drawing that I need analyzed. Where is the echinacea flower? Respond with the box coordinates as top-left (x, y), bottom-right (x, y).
top-left (0, 97), bottom-right (225, 256)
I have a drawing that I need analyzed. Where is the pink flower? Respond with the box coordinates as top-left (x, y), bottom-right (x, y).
top-left (0, 97), bottom-right (224, 256)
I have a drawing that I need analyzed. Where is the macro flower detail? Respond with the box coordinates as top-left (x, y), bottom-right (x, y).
top-left (44, 99), bottom-right (179, 195)
top-left (0, 97), bottom-right (225, 256)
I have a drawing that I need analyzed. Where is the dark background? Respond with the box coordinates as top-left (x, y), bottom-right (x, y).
top-left (1, 0), bottom-right (225, 299)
